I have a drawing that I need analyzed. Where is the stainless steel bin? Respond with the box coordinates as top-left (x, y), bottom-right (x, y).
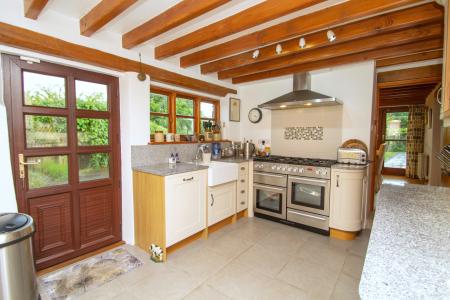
top-left (0, 213), bottom-right (38, 300)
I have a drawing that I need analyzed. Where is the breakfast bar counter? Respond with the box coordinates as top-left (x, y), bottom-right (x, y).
top-left (359, 184), bottom-right (450, 299)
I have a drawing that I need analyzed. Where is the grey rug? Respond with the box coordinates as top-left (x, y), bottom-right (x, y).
top-left (39, 247), bottom-right (143, 300)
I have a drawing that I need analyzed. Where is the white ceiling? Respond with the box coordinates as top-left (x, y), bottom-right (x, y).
top-left (46, 0), bottom-right (347, 64)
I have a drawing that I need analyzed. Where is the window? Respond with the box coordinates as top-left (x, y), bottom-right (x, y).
top-left (175, 96), bottom-right (194, 135)
top-left (150, 92), bottom-right (170, 133)
top-left (149, 87), bottom-right (220, 141)
top-left (200, 101), bottom-right (216, 133)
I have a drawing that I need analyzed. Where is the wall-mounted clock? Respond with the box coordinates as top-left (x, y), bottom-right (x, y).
top-left (248, 108), bottom-right (263, 123)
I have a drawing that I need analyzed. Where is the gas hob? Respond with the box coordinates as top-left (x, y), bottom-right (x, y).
top-left (253, 155), bottom-right (336, 179)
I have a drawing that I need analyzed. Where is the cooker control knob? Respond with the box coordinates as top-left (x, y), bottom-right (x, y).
top-left (293, 168), bottom-right (298, 172)
top-left (321, 169), bottom-right (328, 176)
top-left (277, 166), bottom-right (282, 170)
top-left (271, 166), bottom-right (277, 170)
top-left (287, 167), bottom-right (292, 172)
top-left (298, 168), bottom-right (304, 173)
top-left (282, 167), bottom-right (287, 171)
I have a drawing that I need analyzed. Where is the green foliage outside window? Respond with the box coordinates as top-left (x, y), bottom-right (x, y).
top-left (25, 87), bottom-right (109, 187)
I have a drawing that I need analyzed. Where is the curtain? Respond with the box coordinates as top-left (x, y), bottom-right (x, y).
top-left (405, 106), bottom-right (426, 178)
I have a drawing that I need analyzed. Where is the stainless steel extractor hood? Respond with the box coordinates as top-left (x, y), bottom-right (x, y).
top-left (258, 73), bottom-right (341, 110)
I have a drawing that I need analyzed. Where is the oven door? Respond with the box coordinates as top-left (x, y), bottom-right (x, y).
top-left (253, 184), bottom-right (286, 219)
top-left (287, 176), bottom-right (330, 216)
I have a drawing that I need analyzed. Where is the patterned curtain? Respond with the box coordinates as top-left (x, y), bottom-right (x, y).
top-left (405, 106), bottom-right (426, 178)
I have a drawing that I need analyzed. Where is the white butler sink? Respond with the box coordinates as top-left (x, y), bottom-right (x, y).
top-left (191, 161), bottom-right (238, 186)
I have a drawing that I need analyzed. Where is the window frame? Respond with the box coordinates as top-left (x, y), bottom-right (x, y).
top-left (150, 86), bottom-right (220, 142)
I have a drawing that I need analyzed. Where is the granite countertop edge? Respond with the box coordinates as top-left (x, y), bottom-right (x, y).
top-left (132, 163), bottom-right (209, 176)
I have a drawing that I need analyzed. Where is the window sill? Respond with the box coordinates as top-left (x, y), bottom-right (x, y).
top-left (148, 140), bottom-right (231, 145)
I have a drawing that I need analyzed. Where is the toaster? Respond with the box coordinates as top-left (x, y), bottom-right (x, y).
top-left (337, 147), bottom-right (367, 165)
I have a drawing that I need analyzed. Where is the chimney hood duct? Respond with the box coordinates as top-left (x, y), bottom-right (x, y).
top-left (258, 73), bottom-right (341, 110)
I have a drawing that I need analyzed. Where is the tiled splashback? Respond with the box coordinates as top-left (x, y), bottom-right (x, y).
top-left (131, 142), bottom-right (231, 167)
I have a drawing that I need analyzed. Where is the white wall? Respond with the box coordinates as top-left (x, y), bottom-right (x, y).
top-left (237, 77), bottom-right (293, 144)
top-left (233, 62), bottom-right (375, 158)
top-left (234, 62), bottom-right (375, 230)
top-left (0, 55), bottom-right (18, 213)
top-left (120, 73), bottom-right (151, 244)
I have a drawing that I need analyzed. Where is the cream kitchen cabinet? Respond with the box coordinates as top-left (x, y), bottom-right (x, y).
top-left (165, 171), bottom-right (207, 246)
top-left (208, 181), bottom-right (236, 226)
top-left (133, 169), bottom-right (207, 260)
top-left (329, 165), bottom-right (367, 237)
top-left (237, 162), bottom-right (249, 212)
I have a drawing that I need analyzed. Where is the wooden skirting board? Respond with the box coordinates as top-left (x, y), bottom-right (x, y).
top-left (330, 228), bottom-right (358, 241)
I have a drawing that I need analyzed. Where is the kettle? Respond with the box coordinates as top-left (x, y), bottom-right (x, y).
top-left (243, 141), bottom-right (256, 159)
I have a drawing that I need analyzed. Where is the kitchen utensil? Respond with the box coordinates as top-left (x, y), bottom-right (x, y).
top-left (165, 133), bottom-right (174, 142)
top-left (243, 141), bottom-right (256, 159)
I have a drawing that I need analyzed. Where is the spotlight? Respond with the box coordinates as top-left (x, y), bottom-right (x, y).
top-left (299, 37), bottom-right (306, 49)
top-left (327, 30), bottom-right (336, 42)
top-left (252, 49), bottom-right (260, 59)
top-left (276, 44), bottom-right (282, 55)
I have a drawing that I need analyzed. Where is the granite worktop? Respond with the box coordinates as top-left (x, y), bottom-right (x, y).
top-left (132, 163), bottom-right (209, 176)
top-left (359, 184), bottom-right (450, 299)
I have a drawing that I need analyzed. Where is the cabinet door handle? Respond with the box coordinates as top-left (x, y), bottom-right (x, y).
top-left (240, 167), bottom-right (245, 171)
top-left (240, 179), bottom-right (245, 183)
top-left (183, 177), bottom-right (194, 182)
top-left (240, 190), bottom-right (245, 194)
top-left (336, 175), bottom-right (340, 187)
top-left (240, 201), bottom-right (245, 205)
top-left (211, 194), bottom-right (215, 206)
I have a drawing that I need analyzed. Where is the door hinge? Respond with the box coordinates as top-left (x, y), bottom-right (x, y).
top-left (20, 56), bottom-right (40, 64)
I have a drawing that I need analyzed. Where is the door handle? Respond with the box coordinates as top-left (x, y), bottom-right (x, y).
top-left (18, 154), bottom-right (41, 179)
top-left (336, 175), bottom-right (340, 187)
top-left (211, 194), bottom-right (215, 206)
top-left (183, 176), bottom-right (194, 182)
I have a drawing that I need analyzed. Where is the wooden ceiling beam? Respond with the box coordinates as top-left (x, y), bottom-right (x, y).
top-left (376, 49), bottom-right (443, 67)
top-left (200, 3), bottom-right (443, 74)
top-left (180, 0), bottom-right (425, 68)
top-left (24, 0), bottom-right (49, 19)
top-left (377, 64), bottom-right (443, 83)
top-left (0, 22), bottom-right (236, 96)
top-left (154, 0), bottom-right (325, 59)
top-left (219, 23), bottom-right (443, 79)
top-left (122, 0), bottom-right (230, 49)
top-left (232, 39), bottom-right (443, 84)
top-left (80, 0), bottom-right (138, 37)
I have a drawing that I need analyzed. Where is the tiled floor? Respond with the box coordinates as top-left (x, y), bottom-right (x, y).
top-left (59, 217), bottom-right (371, 300)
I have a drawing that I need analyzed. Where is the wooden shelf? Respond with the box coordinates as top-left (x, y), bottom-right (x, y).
top-left (149, 140), bottom-right (231, 145)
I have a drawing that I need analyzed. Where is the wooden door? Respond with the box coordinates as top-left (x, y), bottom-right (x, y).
top-left (379, 107), bottom-right (409, 176)
top-left (2, 54), bottom-right (122, 270)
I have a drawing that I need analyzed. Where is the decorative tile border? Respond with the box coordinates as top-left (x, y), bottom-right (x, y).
top-left (284, 126), bottom-right (324, 140)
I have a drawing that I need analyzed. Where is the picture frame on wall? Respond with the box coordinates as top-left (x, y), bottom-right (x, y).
top-left (229, 97), bottom-right (240, 122)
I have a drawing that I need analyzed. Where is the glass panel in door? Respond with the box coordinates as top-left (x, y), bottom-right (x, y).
top-left (291, 182), bottom-right (324, 210)
top-left (383, 111), bottom-right (408, 169)
top-left (256, 189), bottom-right (283, 213)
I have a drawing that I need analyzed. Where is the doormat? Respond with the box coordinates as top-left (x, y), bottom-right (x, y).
top-left (39, 247), bottom-right (143, 299)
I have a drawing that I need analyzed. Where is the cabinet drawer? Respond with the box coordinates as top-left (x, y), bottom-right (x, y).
top-left (238, 163), bottom-right (248, 176)
top-left (167, 171), bottom-right (204, 185)
top-left (237, 184), bottom-right (248, 212)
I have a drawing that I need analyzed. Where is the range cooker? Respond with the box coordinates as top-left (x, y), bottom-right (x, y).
top-left (253, 155), bottom-right (336, 234)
